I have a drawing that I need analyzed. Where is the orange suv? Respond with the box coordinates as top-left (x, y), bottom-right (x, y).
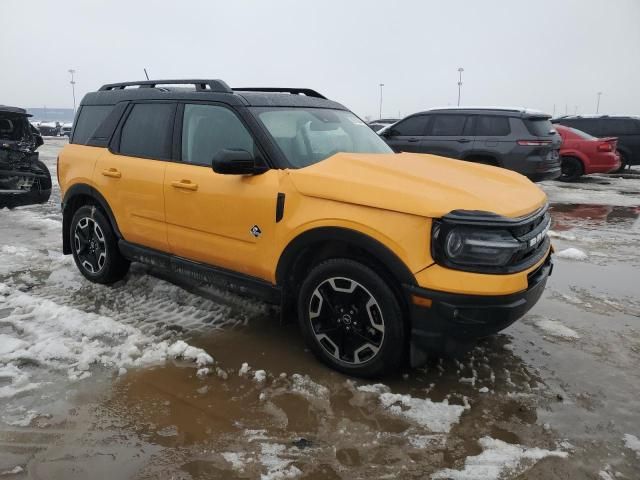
top-left (58, 79), bottom-right (553, 377)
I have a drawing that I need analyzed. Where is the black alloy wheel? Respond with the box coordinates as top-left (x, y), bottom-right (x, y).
top-left (70, 205), bottom-right (130, 284)
top-left (298, 258), bottom-right (405, 377)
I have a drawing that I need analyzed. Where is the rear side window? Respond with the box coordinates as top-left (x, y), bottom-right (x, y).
top-left (72, 105), bottom-right (113, 145)
top-left (524, 118), bottom-right (555, 137)
top-left (475, 116), bottom-right (511, 136)
top-left (428, 115), bottom-right (466, 136)
top-left (119, 103), bottom-right (175, 160)
top-left (601, 119), bottom-right (640, 136)
top-left (181, 104), bottom-right (255, 166)
top-left (392, 115), bottom-right (428, 136)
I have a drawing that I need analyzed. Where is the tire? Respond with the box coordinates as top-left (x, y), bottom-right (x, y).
top-left (70, 205), bottom-right (130, 284)
top-left (614, 152), bottom-right (627, 173)
top-left (26, 160), bottom-right (52, 204)
top-left (297, 258), bottom-right (405, 377)
top-left (560, 156), bottom-right (583, 182)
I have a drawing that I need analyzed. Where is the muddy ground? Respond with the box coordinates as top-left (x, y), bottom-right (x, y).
top-left (1, 138), bottom-right (639, 479)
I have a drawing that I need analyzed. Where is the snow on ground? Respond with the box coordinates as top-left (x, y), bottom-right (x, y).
top-left (534, 318), bottom-right (580, 339)
top-left (555, 247), bottom-right (588, 261)
top-left (0, 198), bottom-right (263, 425)
top-left (431, 437), bottom-right (568, 480)
top-left (623, 434), bottom-right (640, 457)
top-left (541, 174), bottom-right (640, 208)
top-left (357, 383), bottom-right (466, 433)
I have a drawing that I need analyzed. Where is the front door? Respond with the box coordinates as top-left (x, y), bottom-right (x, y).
top-left (164, 103), bottom-right (280, 281)
top-left (383, 114), bottom-right (429, 153)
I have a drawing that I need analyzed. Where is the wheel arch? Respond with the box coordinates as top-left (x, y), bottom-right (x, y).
top-left (560, 150), bottom-right (588, 167)
top-left (275, 227), bottom-right (417, 305)
top-left (62, 183), bottom-right (121, 254)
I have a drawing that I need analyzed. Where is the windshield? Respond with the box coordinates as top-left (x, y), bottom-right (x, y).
top-left (252, 107), bottom-right (393, 168)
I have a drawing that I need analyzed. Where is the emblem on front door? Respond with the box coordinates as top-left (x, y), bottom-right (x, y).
top-left (250, 225), bottom-right (262, 238)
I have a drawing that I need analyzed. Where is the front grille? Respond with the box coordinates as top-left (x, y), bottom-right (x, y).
top-left (509, 209), bottom-right (551, 268)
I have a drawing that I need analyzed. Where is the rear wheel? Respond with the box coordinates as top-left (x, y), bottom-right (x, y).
top-left (70, 205), bottom-right (129, 284)
top-left (297, 258), bottom-right (405, 377)
top-left (560, 156), bottom-right (583, 182)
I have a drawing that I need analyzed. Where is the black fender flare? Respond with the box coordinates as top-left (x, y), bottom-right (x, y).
top-left (61, 184), bottom-right (122, 254)
top-left (275, 226), bottom-right (417, 289)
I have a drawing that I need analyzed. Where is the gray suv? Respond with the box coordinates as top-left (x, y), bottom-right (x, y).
top-left (380, 107), bottom-right (561, 182)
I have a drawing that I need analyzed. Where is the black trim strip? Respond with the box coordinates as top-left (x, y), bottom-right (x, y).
top-left (275, 193), bottom-right (285, 222)
top-left (118, 240), bottom-right (281, 304)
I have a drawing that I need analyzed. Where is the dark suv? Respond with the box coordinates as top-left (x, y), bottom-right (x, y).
top-left (380, 107), bottom-right (561, 182)
top-left (551, 115), bottom-right (640, 171)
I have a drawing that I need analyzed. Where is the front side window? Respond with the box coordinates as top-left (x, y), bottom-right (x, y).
top-left (253, 107), bottom-right (392, 168)
top-left (475, 116), bottom-right (511, 136)
top-left (72, 105), bottom-right (113, 145)
top-left (182, 104), bottom-right (255, 166)
top-left (428, 115), bottom-right (466, 136)
top-left (119, 103), bottom-right (175, 160)
top-left (392, 115), bottom-right (429, 136)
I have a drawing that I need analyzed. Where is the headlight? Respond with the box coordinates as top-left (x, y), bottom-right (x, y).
top-left (433, 224), bottom-right (523, 268)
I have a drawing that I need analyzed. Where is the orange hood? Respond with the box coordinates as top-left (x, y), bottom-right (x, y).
top-left (288, 152), bottom-right (547, 219)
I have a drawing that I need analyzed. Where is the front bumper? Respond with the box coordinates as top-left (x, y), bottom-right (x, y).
top-left (404, 252), bottom-right (553, 365)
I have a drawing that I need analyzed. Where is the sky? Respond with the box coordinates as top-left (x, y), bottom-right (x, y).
top-left (1, 0), bottom-right (639, 120)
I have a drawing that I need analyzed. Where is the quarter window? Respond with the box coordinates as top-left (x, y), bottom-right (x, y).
top-left (392, 115), bottom-right (428, 136)
top-left (601, 119), bottom-right (640, 136)
top-left (72, 105), bottom-right (113, 145)
top-left (428, 115), bottom-right (466, 136)
top-left (182, 104), bottom-right (255, 166)
top-left (119, 103), bottom-right (175, 160)
top-left (475, 116), bottom-right (511, 136)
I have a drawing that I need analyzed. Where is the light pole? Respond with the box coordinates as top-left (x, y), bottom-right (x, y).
top-left (596, 92), bottom-right (602, 114)
top-left (378, 83), bottom-right (384, 119)
top-left (457, 67), bottom-right (464, 106)
top-left (68, 69), bottom-right (77, 116)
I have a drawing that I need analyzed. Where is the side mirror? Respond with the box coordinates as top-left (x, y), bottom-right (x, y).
top-left (211, 149), bottom-right (265, 175)
top-left (379, 128), bottom-right (393, 138)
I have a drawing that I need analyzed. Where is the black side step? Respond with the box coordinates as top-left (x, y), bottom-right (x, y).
top-left (118, 240), bottom-right (281, 304)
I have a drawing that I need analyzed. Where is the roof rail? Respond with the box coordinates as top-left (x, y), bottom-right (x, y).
top-left (98, 79), bottom-right (233, 93)
top-left (233, 87), bottom-right (327, 99)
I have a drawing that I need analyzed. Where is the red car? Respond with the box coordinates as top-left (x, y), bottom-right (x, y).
top-left (555, 124), bottom-right (621, 181)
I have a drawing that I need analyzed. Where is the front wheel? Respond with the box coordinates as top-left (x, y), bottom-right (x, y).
top-left (70, 205), bottom-right (130, 284)
top-left (297, 258), bottom-right (406, 377)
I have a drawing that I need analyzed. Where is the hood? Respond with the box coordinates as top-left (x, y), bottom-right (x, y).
top-left (288, 153), bottom-right (547, 219)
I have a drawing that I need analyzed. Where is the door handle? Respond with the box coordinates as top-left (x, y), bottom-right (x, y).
top-left (408, 138), bottom-right (420, 142)
top-left (101, 168), bottom-right (121, 178)
top-left (457, 138), bottom-right (471, 143)
top-left (171, 180), bottom-right (198, 191)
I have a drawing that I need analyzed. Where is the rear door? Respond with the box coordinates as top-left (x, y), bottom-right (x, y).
top-left (419, 114), bottom-right (469, 159)
top-left (94, 102), bottom-right (175, 252)
top-left (383, 115), bottom-right (429, 153)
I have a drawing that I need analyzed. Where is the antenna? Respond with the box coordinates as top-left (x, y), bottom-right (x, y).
top-left (143, 68), bottom-right (150, 80)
